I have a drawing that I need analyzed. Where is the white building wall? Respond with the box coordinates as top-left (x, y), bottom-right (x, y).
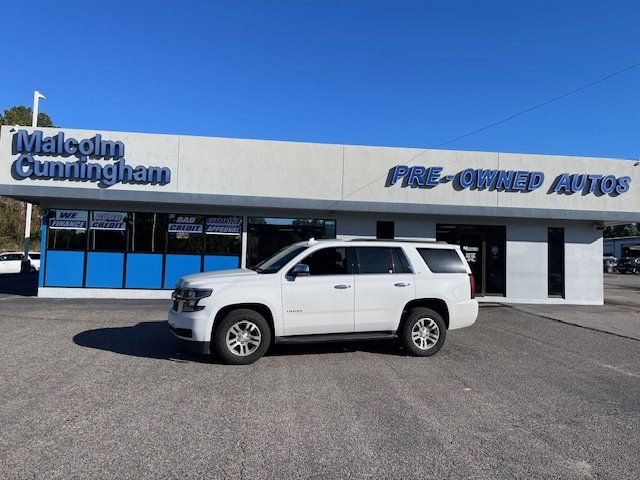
top-left (505, 223), bottom-right (548, 302)
top-left (565, 224), bottom-right (603, 304)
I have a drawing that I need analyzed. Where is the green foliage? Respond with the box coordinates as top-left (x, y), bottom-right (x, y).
top-left (0, 198), bottom-right (41, 251)
top-left (0, 104), bottom-right (53, 251)
top-left (604, 223), bottom-right (639, 238)
top-left (0, 105), bottom-right (55, 127)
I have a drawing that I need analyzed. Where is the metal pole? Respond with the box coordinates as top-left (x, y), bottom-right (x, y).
top-left (22, 91), bottom-right (45, 273)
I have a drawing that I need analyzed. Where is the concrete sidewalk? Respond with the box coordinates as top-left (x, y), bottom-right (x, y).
top-left (500, 273), bottom-right (640, 341)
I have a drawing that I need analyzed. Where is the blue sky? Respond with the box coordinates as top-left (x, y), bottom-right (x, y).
top-left (1, 0), bottom-right (638, 159)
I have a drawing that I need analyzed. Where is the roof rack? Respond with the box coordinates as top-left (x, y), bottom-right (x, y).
top-left (345, 238), bottom-right (448, 244)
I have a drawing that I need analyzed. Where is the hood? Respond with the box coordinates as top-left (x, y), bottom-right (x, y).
top-left (178, 268), bottom-right (257, 288)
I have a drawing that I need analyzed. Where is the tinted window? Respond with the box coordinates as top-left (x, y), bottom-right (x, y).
top-left (88, 211), bottom-right (128, 251)
top-left (356, 247), bottom-right (395, 274)
top-left (392, 248), bottom-right (412, 273)
top-left (29, 253), bottom-right (40, 259)
top-left (300, 247), bottom-right (348, 275)
top-left (167, 214), bottom-right (204, 254)
top-left (254, 245), bottom-right (308, 274)
top-left (47, 210), bottom-right (87, 250)
top-left (128, 213), bottom-right (167, 253)
top-left (2, 254), bottom-right (23, 261)
top-left (418, 248), bottom-right (467, 273)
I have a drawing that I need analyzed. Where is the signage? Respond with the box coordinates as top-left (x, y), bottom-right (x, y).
top-left (168, 216), bottom-right (203, 234)
top-left (90, 211), bottom-right (126, 231)
top-left (10, 130), bottom-right (171, 188)
top-left (205, 217), bottom-right (241, 235)
top-left (49, 210), bottom-right (87, 230)
top-left (387, 165), bottom-right (631, 196)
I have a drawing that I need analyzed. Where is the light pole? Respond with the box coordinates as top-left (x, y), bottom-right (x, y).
top-left (21, 91), bottom-right (45, 273)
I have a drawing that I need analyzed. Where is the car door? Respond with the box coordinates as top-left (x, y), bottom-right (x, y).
top-left (4, 254), bottom-right (23, 274)
top-left (353, 246), bottom-right (415, 332)
top-left (281, 246), bottom-right (355, 335)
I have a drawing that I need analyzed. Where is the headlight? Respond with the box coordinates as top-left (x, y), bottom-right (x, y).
top-left (172, 287), bottom-right (212, 312)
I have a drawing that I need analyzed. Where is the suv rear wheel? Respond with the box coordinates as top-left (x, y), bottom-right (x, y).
top-left (400, 307), bottom-right (446, 357)
top-left (213, 309), bottom-right (271, 365)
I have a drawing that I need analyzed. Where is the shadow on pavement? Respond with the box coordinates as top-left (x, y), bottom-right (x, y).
top-left (73, 321), bottom-right (407, 362)
top-left (0, 272), bottom-right (38, 296)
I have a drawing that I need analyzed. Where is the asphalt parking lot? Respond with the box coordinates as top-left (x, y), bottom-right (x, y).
top-left (0, 286), bottom-right (639, 479)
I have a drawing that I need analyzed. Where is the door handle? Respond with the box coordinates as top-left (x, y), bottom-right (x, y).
top-left (334, 284), bottom-right (352, 289)
top-left (394, 282), bottom-right (410, 287)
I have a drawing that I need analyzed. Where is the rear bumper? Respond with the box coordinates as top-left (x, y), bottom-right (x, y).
top-left (448, 299), bottom-right (478, 330)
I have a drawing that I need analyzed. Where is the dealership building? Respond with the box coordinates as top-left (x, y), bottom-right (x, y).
top-left (0, 125), bottom-right (638, 304)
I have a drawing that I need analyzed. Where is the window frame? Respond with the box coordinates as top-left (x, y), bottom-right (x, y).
top-left (352, 246), bottom-right (410, 275)
top-left (294, 246), bottom-right (352, 276)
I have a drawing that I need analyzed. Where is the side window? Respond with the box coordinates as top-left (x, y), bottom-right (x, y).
top-left (418, 248), bottom-right (467, 273)
top-left (6, 254), bottom-right (23, 261)
top-left (392, 248), bottom-right (412, 273)
top-left (0, 255), bottom-right (6, 261)
top-left (300, 247), bottom-right (349, 275)
top-left (356, 247), bottom-right (395, 274)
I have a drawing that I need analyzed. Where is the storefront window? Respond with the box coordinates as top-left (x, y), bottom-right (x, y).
top-left (46, 209), bottom-right (88, 250)
top-left (128, 213), bottom-right (167, 253)
top-left (205, 216), bottom-right (242, 256)
top-left (88, 211), bottom-right (128, 251)
top-left (166, 214), bottom-right (204, 254)
top-left (247, 217), bottom-right (336, 268)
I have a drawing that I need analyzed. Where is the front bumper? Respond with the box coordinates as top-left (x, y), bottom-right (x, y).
top-left (168, 307), bottom-right (213, 354)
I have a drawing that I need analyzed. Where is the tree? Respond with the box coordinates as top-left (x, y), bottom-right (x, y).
top-left (0, 105), bottom-right (55, 128)
top-left (604, 223), bottom-right (639, 238)
top-left (0, 105), bottom-right (54, 251)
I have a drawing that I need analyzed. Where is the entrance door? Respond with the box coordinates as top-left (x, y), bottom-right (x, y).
top-left (436, 224), bottom-right (506, 297)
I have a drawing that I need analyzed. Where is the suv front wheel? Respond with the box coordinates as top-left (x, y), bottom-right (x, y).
top-left (400, 308), bottom-right (447, 357)
top-left (213, 309), bottom-right (271, 365)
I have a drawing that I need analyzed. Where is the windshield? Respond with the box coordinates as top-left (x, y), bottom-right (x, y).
top-left (252, 245), bottom-right (308, 274)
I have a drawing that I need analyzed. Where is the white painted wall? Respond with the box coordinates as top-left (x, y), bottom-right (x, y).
top-left (505, 223), bottom-right (548, 302)
top-left (565, 224), bottom-right (603, 304)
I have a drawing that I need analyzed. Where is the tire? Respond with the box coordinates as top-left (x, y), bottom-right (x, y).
top-left (399, 307), bottom-right (447, 357)
top-left (606, 266), bottom-right (613, 274)
top-left (213, 309), bottom-right (271, 365)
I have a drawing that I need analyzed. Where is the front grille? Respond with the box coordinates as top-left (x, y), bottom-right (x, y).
top-left (169, 325), bottom-right (193, 338)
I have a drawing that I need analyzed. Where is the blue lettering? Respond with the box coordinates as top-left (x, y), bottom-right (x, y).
top-left (554, 173), bottom-right (572, 193)
top-left (495, 170), bottom-right (515, 190)
top-left (587, 174), bottom-right (602, 193)
top-left (13, 130), bottom-right (41, 153)
top-left (570, 174), bottom-right (587, 192)
top-left (425, 166), bottom-right (442, 187)
top-left (459, 169), bottom-right (476, 189)
top-left (408, 166), bottom-right (426, 187)
top-left (512, 171), bottom-right (529, 190)
top-left (12, 154), bottom-right (33, 177)
top-left (528, 171), bottom-right (544, 190)
top-left (64, 138), bottom-right (78, 155)
top-left (476, 169), bottom-right (498, 189)
top-left (390, 165), bottom-right (409, 185)
top-left (600, 175), bottom-right (616, 194)
top-left (616, 176), bottom-right (631, 194)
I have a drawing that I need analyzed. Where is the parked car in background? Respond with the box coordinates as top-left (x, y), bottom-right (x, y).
top-left (169, 238), bottom-right (478, 365)
top-left (0, 252), bottom-right (40, 274)
top-left (603, 256), bottom-right (618, 273)
top-left (616, 257), bottom-right (640, 274)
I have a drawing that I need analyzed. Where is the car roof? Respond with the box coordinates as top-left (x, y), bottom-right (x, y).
top-left (291, 238), bottom-right (460, 249)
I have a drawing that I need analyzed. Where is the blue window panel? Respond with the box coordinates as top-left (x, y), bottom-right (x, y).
top-left (86, 252), bottom-right (124, 288)
top-left (38, 221), bottom-right (47, 288)
top-left (204, 255), bottom-right (239, 272)
top-left (164, 254), bottom-right (202, 289)
top-left (44, 251), bottom-right (85, 287)
top-left (125, 254), bottom-right (163, 289)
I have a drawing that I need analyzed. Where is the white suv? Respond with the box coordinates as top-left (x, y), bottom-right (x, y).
top-left (168, 239), bottom-right (478, 364)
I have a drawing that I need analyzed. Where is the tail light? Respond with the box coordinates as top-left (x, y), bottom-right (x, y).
top-left (469, 274), bottom-right (476, 299)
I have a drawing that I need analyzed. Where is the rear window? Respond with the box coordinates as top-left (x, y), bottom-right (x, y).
top-left (418, 248), bottom-right (467, 274)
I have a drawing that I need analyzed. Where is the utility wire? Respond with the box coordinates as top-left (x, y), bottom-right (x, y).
top-left (326, 60), bottom-right (640, 210)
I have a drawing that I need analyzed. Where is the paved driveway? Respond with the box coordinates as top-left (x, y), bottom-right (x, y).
top-left (0, 297), bottom-right (638, 479)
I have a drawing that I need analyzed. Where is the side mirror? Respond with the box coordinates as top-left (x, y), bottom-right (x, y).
top-left (291, 263), bottom-right (310, 277)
